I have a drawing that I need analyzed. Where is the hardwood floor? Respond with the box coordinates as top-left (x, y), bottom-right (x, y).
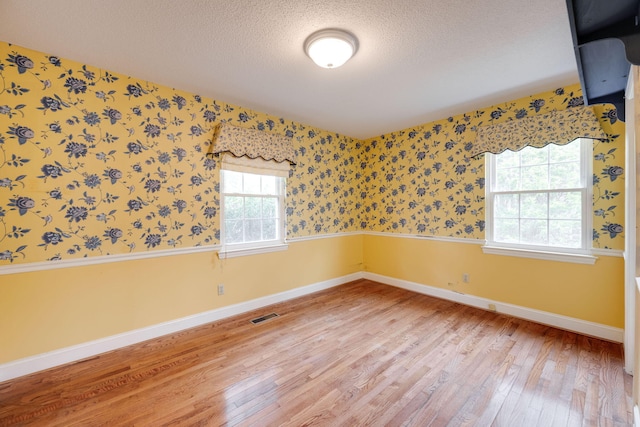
top-left (0, 279), bottom-right (633, 426)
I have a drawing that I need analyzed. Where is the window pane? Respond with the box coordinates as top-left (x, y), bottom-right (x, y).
top-left (494, 194), bottom-right (519, 218)
top-left (262, 219), bottom-right (277, 240)
top-left (223, 170), bottom-right (243, 193)
top-left (549, 141), bottom-right (580, 163)
top-left (221, 170), bottom-right (284, 247)
top-left (263, 197), bottom-right (277, 218)
top-left (520, 146), bottom-right (548, 166)
top-left (496, 150), bottom-right (519, 169)
top-left (549, 162), bottom-right (580, 189)
top-left (549, 192), bottom-right (582, 220)
top-left (520, 165), bottom-right (548, 191)
top-left (225, 220), bottom-right (244, 244)
top-left (261, 175), bottom-right (277, 195)
top-left (495, 167), bottom-right (520, 191)
top-left (494, 219), bottom-right (519, 243)
top-left (245, 197), bottom-right (262, 218)
top-left (488, 138), bottom-right (587, 251)
top-left (520, 193), bottom-right (547, 219)
top-left (520, 219), bottom-right (548, 245)
top-left (225, 196), bottom-right (244, 219)
top-left (243, 173), bottom-right (261, 194)
top-left (245, 219), bottom-right (262, 242)
top-left (549, 220), bottom-right (582, 247)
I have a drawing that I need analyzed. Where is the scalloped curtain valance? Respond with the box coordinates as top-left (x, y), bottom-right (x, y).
top-left (219, 152), bottom-right (291, 177)
top-left (212, 122), bottom-right (296, 165)
top-left (471, 106), bottom-right (607, 157)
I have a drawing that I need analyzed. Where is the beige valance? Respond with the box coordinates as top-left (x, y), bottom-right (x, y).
top-left (220, 152), bottom-right (290, 178)
top-left (471, 106), bottom-right (607, 157)
top-left (212, 123), bottom-right (296, 165)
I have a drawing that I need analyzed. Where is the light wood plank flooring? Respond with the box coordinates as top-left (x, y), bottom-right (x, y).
top-left (0, 280), bottom-right (633, 426)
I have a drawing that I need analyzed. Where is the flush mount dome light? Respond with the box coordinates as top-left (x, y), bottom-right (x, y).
top-left (304, 29), bottom-right (358, 69)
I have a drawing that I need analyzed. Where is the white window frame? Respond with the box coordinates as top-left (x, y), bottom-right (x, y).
top-left (219, 170), bottom-right (288, 259)
top-left (483, 138), bottom-right (596, 264)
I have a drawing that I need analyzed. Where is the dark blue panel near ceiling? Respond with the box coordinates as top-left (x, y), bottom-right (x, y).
top-left (566, 0), bottom-right (640, 121)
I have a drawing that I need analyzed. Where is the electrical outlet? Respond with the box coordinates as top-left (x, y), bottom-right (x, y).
top-left (217, 284), bottom-right (224, 296)
top-left (462, 273), bottom-right (469, 283)
top-left (488, 303), bottom-right (497, 312)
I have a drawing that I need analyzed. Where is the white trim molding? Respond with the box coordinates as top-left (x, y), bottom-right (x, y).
top-left (217, 243), bottom-right (288, 259)
top-left (286, 231), bottom-right (361, 242)
top-left (0, 272), bottom-right (364, 382)
top-left (1, 269), bottom-right (625, 382)
top-left (0, 244), bottom-right (220, 276)
top-left (363, 272), bottom-right (624, 343)
top-left (482, 245), bottom-right (598, 265)
top-left (591, 248), bottom-right (624, 258)
top-left (634, 404), bottom-right (639, 427)
top-left (362, 231), bottom-right (485, 245)
top-left (1, 231), bottom-right (622, 275)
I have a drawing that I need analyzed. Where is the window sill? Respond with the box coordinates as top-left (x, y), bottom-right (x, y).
top-left (481, 245), bottom-right (597, 265)
top-left (217, 242), bottom-right (288, 259)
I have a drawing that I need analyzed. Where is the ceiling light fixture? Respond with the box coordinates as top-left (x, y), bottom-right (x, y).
top-left (304, 29), bottom-right (358, 69)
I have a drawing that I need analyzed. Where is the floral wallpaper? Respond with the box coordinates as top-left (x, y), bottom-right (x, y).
top-left (360, 85), bottom-right (625, 249)
top-left (0, 41), bottom-right (362, 265)
top-left (0, 41), bottom-right (626, 267)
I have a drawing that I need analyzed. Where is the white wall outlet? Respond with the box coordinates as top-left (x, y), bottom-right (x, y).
top-left (217, 284), bottom-right (224, 296)
top-left (462, 273), bottom-right (470, 283)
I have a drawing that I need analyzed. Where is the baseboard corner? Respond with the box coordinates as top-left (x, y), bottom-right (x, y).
top-left (362, 272), bottom-right (624, 343)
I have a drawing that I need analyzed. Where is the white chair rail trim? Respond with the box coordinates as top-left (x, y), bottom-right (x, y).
top-left (0, 232), bottom-right (622, 275)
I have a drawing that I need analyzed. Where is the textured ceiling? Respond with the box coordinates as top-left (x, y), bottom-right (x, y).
top-left (0, 0), bottom-right (579, 139)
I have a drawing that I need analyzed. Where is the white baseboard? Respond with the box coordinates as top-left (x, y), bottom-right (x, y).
top-left (0, 272), bottom-right (364, 383)
top-left (363, 272), bottom-right (624, 343)
top-left (634, 405), bottom-right (639, 427)
top-left (1, 271), bottom-right (623, 383)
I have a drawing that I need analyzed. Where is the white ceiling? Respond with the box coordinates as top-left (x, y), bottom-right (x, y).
top-left (0, 0), bottom-right (579, 139)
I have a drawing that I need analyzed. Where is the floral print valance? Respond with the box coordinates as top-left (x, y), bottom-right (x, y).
top-left (212, 123), bottom-right (296, 165)
top-left (471, 106), bottom-right (607, 157)
top-left (220, 153), bottom-right (290, 178)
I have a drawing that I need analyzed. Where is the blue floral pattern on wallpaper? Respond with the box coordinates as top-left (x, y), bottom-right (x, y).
top-left (360, 86), bottom-right (625, 249)
top-left (0, 41), bottom-right (626, 266)
top-left (0, 42), bottom-right (362, 265)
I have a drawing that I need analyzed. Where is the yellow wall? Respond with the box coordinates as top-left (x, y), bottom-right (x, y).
top-left (0, 234), bottom-right (363, 363)
top-left (363, 234), bottom-right (624, 327)
top-left (0, 40), bottom-right (365, 364)
top-left (0, 40), bottom-right (627, 367)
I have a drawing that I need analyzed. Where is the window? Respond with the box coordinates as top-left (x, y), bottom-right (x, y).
top-left (484, 138), bottom-right (594, 263)
top-left (220, 169), bottom-right (286, 257)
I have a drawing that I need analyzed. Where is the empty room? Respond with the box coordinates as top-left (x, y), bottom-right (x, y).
top-left (0, 0), bottom-right (638, 425)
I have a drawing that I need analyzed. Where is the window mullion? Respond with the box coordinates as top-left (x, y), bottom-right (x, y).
top-left (225, 192), bottom-right (277, 198)
top-left (493, 188), bottom-right (585, 195)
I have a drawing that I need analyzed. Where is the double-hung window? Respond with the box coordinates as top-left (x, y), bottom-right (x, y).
top-left (212, 123), bottom-right (294, 258)
top-left (220, 168), bottom-right (286, 258)
top-left (484, 138), bottom-right (594, 263)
